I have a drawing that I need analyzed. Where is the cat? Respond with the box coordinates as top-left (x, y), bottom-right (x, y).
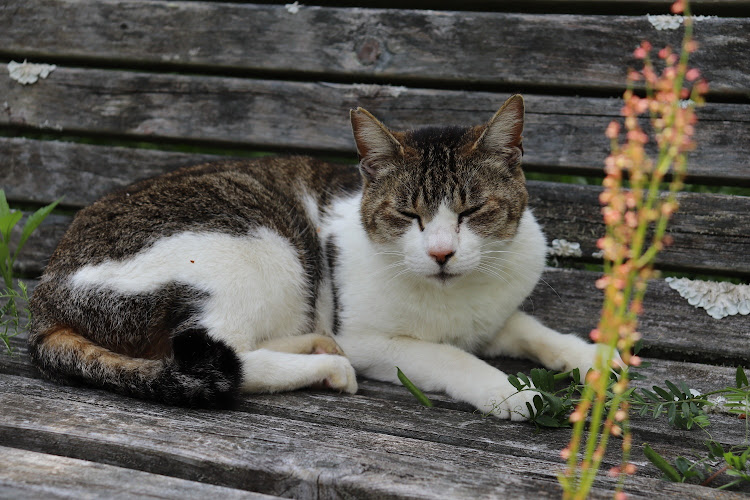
top-left (28, 95), bottom-right (600, 419)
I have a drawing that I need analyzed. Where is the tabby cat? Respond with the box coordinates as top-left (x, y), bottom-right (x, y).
top-left (29, 95), bottom-right (598, 419)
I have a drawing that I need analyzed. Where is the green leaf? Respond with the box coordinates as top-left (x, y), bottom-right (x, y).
top-left (737, 366), bottom-right (749, 388)
top-left (0, 211), bottom-right (23, 243)
top-left (396, 367), bottom-right (433, 408)
top-left (665, 380), bottom-right (684, 399)
top-left (642, 389), bottom-right (661, 402)
top-left (532, 394), bottom-right (543, 413)
top-left (518, 372), bottom-right (531, 387)
top-left (706, 440), bottom-right (724, 458)
top-left (0, 190), bottom-right (9, 218)
top-left (643, 444), bottom-right (682, 482)
top-left (530, 368), bottom-right (543, 391)
top-left (534, 414), bottom-right (566, 428)
top-left (14, 197), bottom-right (62, 261)
top-left (653, 385), bottom-right (673, 401)
top-left (508, 375), bottom-right (523, 391)
top-left (675, 457), bottom-right (692, 476)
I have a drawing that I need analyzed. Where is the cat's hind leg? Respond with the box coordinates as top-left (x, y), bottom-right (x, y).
top-left (257, 333), bottom-right (345, 355)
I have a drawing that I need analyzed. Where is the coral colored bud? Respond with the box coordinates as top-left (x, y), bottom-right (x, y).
top-left (686, 68), bottom-right (701, 81)
top-left (641, 41), bottom-right (652, 51)
top-left (671, 0), bottom-right (685, 14)
top-left (606, 121), bottom-right (621, 139)
top-left (569, 411), bottom-right (584, 423)
top-left (615, 491), bottom-right (628, 500)
top-left (685, 41), bottom-right (699, 53)
top-left (590, 329), bottom-right (601, 342)
top-left (611, 425), bottom-right (622, 436)
top-left (560, 447), bottom-right (571, 459)
top-left (608, 466), bottom-right (621, 478)
top-left (615, 410), bottom-right (627, 421)
top-left (633, 47), bottom-right (647, 60)
top-left (624, 464), bottom-right (637, 475)
top-left (629, 355), bottom-right (642, 367)
top-left (595, 276), bottom-right (610, 289)
top-left (658, 47), bottom-right (671, 59)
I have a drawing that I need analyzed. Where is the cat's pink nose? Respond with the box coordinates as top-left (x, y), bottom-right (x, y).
top-left (429, 249), bottom-right (454, 265)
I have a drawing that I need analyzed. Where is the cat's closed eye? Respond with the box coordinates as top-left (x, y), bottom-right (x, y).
top-left (397, 210), bottom-right (424, 231)
top-left (458, 205), bottom-right (483, 224)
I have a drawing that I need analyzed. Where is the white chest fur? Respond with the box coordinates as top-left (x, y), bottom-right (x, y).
top-left (323, 195), bottom-right (548, 354)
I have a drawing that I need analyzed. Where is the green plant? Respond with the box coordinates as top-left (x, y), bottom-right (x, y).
top-left (505, 363), bottom-right (750, 491)
top-left (0, 189), bottom-right (61, 353)
top-left (554, 0), bottom-right (708, 497)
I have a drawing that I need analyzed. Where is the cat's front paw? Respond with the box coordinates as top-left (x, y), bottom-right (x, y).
top-left (479, 383), bottom-right (537, 421)
top-left (319, 355), bottom-right (358, 394)
top-left (559, 342), bottom-right (625, 382)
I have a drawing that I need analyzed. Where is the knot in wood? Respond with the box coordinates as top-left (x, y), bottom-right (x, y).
top-left (357, 39), bottom-right (381, 66)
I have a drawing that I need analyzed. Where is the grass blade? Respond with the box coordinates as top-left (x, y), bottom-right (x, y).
top-left (397, 367), bottom-right (434, 408)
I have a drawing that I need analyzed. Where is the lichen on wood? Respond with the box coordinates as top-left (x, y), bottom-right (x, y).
top-left (666, 277), bottom-right (750, 319)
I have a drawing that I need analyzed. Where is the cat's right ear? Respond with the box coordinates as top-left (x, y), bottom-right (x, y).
top-left (350, 107), bottom-right (404, 180)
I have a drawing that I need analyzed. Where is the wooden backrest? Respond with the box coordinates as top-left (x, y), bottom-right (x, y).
top-left (2, 0), bottom-right (748, 362)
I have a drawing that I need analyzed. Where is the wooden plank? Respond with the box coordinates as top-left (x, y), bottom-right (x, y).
top-left (1, 1), bottom-right (748, 96)
top-left (0, 446), bottom-right (278, 500)
top-left (9, 175), bottom-right (749, 278)
top-left (528, 181), bottom-right (750, 277)
top-left (529, 267), bottom-right (750, 364)
top-left (2, 75), bottom-right (749, 185)
top-left (1, 373), bottom-right (746, 499)
top-left (3, 334), bottom-right (747, 453)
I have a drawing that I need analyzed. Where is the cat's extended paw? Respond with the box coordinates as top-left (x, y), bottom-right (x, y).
top-left (559, 342), bottom-right (625, 382)
top-left (479, 383), bottom-right (538, 421)
top-left (319, 355), bottom-right (358, 394)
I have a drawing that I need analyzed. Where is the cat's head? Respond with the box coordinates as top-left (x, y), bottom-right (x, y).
top-left (350, 95), bottom-right (528, 282)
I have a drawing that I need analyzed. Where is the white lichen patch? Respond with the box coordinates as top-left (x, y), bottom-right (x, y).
top-left (347, 84), bottom-right (408, 98)
top-left (8, 60), bottom-right (57, 85)
top-left (591, 250), bottom-right (605, 259)
top-left (548, 239), bottom-right (583, 258)
top-left (666, 277), bottom-right (750, 320)
top-left (285, 1), bottom-right (301, 14)
top-left (646, 14), bottom-right (717, 30)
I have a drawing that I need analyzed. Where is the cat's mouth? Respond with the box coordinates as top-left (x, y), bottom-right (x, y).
top-left (430, 270), bottom-right (459, 283)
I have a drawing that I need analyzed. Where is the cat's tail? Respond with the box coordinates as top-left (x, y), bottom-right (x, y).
top-left (27, 325), bottom-right (243, 408)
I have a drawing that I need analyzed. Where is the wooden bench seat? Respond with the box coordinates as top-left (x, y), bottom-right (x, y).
top-left (1, 0), bottom-right (748, 497)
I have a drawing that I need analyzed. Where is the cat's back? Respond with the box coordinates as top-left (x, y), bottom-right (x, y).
top-left (46, 156), bottom-right (360, 274)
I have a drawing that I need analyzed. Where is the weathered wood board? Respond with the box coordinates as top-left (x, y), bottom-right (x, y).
top-left (2, 1), bottom-right (749, 96)
top-left (2, 75), bottom-right (749, 184)
top-left (0, 446), bottom-right (280, 500)
top-left (1, 348), bottom-right (748, 498)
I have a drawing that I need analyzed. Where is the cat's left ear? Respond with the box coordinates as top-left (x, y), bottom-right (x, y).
top-left (472, 94), bottom-right (524, 157)
top-left (350, 107), bottom-right (404, 180)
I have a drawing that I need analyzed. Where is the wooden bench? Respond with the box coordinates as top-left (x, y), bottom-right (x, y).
top-left (1, 0), bottom-right (748, 497)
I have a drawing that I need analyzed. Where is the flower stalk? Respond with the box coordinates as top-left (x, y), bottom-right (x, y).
top-left (558, 1), bottom-right (708, 497)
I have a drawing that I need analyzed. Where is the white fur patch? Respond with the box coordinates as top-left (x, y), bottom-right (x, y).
top-left (71, 228), bottom-right (310, 352)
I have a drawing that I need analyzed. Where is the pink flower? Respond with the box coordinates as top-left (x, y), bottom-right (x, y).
top-left (686, 68), bottom-right (701, 81)
top-left (606, 121), bottom-right (621, 139)
top-left (671, 0), bottom-right (685, 13)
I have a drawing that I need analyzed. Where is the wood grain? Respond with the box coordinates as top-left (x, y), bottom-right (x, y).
top-left (528, 267), bottom-right (750, 364)
top-left (1, 1), bottom-right (748, 96)
top-left (1, 372), bottom-right (747, 498)
top-left (2, 73), bottom-right (749, 184)
top-left (0, 446), bottom-right (278, 500)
